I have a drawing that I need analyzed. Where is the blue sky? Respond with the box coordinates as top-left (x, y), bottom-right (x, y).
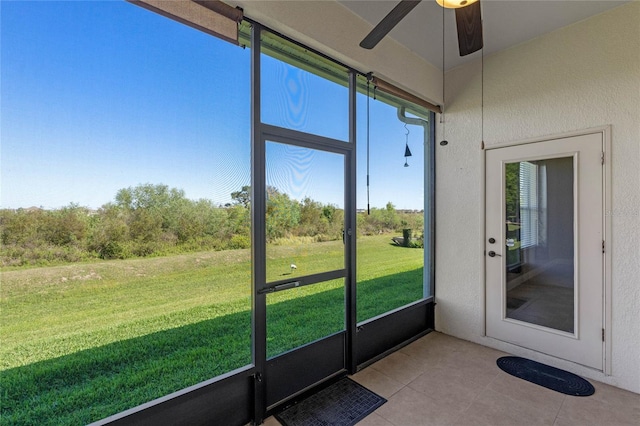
top-left (1, 1), bottom-right (424, 211)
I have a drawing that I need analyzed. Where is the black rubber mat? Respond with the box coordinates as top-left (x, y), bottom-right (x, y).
top-left (274, 377), bottom-right (386, 426)
top-left (497, 356), bottom-right (595, 396)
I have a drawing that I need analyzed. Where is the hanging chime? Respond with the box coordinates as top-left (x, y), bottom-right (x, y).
top-left (404, 123), bottom-right (412, 167)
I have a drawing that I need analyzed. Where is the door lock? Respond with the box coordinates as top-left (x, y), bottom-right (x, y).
top-left (488, 251), bottom-right (502, 257)
top-left (488, 238), bottom-right (496, 244)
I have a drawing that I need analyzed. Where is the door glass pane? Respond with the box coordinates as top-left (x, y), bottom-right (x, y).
top-left (266, 278), bottom-right (345, 358)
top-left (1, 2), bottom-right (251, 423)
top-left (504, 157), bottom-right (575, 333)
top-left (356, 83), bottom-right (426, 323)
top-left (265, 142), bottom-right (345, 282)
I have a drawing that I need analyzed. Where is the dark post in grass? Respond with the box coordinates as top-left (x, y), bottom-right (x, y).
top-left (402, 229), bottom-right (412, 247)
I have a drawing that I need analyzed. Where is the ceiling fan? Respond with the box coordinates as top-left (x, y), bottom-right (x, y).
top-left (359, 0), bottom-right (483, 56)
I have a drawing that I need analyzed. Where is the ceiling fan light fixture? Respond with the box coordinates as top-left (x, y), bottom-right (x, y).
top-left (359, 0), bottom-right (483, 56)
top-left (436, 0), bottom-right (478, 9)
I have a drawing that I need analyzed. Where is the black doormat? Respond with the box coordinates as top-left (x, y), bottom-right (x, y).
top-left (497, 356), bottom-right (595, 396)
top-left (274, 377), bottom-right (386, 426)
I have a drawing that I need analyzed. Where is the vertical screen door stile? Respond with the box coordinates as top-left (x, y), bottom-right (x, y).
top-left (485, 132), bottom-right (604, 370)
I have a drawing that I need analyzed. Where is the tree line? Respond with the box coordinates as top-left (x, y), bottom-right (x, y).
top-left (0, 184), bottom-right (423, 267)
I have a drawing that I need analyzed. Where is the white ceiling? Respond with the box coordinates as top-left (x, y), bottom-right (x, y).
top-left (339, 0), bottom-right (629, 70)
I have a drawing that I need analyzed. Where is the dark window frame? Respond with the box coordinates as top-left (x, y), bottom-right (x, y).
top-left (96, 16), bottom-right (435, 426)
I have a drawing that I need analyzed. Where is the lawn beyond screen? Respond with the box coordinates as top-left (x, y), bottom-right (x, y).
top-left (1, 3), bottom-right (428, 424)
top-left (0, 2), bottom-right (253, 424)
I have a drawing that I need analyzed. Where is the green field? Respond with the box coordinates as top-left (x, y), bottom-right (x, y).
top-left (0, 235), bottom-right (423, 425)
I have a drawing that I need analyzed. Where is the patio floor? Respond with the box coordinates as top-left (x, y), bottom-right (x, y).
top-left (263, 332), bottom-right (639, 425)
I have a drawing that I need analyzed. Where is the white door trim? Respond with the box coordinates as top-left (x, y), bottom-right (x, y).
top-left (484, 126), bottom-right (611, 150)
top-left (482, 126), bottom-right (611, 374)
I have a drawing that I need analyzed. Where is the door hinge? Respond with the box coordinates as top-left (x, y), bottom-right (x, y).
top-left (602, 240), bottom-right (605, 253)
top-left (602, 328), bottom-right (605, 342)
top-left (601, 151), bottom-right (605, 165)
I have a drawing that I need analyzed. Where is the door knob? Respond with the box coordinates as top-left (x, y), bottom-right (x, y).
top-left (488, 251), bottom-right (502, 257)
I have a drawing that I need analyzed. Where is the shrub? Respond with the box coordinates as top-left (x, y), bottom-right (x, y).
top-left (409, 233), bottom-right (424, 249)
top-left (130, 241), bottom-right (160, 257)
top-left (98, 241), bottom-right (126, 260)
top-left (228, 235), bottom-right (251, 250)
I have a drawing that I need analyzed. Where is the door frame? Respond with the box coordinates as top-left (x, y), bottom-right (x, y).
top-left (482, 126), bottom-right (612, 374)
top-left (257, 127), bottom-right (354, 411)
top-left (250, 23), bottom-right (358, 420)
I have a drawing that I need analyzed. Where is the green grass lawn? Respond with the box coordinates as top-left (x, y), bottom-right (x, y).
top-left (0, 235), bottom-right (424, 425)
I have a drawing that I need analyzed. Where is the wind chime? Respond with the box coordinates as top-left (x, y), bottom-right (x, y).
top-left (403, 123), bottom-right (412, 167)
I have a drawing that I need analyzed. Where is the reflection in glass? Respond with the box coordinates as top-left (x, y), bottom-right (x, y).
top-left (260, 31), bottom-right (349, 141)
top-left (505, 157), bottom-right (575, 333)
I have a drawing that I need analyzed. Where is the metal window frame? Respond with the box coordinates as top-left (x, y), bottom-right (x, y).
top-left (96, 18), bottom-right (435, 426)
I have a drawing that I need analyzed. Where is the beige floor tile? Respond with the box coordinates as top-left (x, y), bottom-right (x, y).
top-left (435, 350), bottom-right (501, 387)
top-left (446, 339), bottom-right (506, 365)
top-left (403, 333), bottom-right (508, 373)
top-left (399, 337), bottom-right (456, 367)
top-left (407, 367), bottom-right (484, 407)
top-left (424, 332), bottom-right (474, 350)
top-left (375, 386), bottom-right (468, 426)
top-left (556, 385), bottom-right (640, 426)
top-left (452, 388), bottom-right (557, 425)
top-left (356, 412), bottom-right (395, 426)
top-left (552, 415), bottom-right (636, 426)
top-left (455, 341), bottom-right (509, 366)
top-left (487, 371), bottom-right (565, 413)
top-left (369, 351), bottom-right (426, 385)
top-left (351, 367), bottom-right (405, 399)
top-left (588, 380), bottom-right (640, 410)
top-left (262, 415), bottom-right (282, 426)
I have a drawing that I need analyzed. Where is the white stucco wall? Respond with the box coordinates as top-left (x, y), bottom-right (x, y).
top-left (435, 2), bottom-right (640, 393)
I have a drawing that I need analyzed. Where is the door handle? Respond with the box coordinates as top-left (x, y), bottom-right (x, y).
top-left (488, 251), bottom-right (502, 257)
top-left (258, 281), bottom-right (301, 294)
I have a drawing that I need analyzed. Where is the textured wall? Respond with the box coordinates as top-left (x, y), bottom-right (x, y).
top-left (435, 2), bottom-right (640, 393)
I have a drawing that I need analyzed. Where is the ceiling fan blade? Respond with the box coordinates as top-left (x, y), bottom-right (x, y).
top-left (455, 0), bottom-right (483, 56)
top-left (359, 0), bottom-right (421, 49)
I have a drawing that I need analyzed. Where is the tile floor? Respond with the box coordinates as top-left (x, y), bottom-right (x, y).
top-left (263, 332), bottom-right (640, 425)
top-left (507, 263), bottom-right (575, 333)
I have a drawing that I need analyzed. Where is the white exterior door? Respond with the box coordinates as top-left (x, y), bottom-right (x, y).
top-left (485, 132), bottom-right (604, 370)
